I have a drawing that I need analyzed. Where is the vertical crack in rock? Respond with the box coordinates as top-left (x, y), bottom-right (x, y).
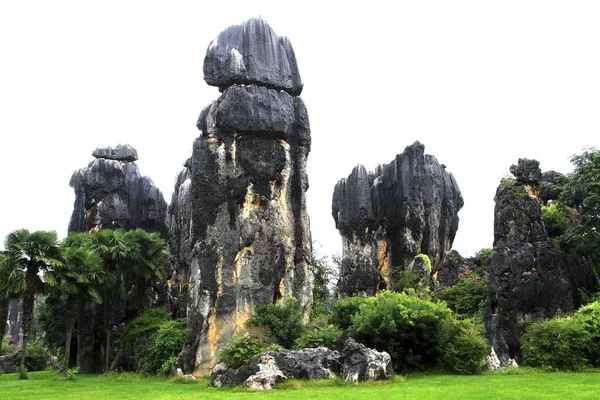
top-left (483, 158), bottom-right (595, 365)
top-left (332, 142), bottom-right (463, 296)
top-left (175, 18), bottom-right (313, 375)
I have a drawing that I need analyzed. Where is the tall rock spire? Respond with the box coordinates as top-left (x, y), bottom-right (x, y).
top-left (175, 18), bottom-right (313, 375)
top-left (332, 142), bottom-right (463, 296)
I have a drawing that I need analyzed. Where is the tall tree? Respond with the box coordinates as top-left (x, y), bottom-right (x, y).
top-left (46, 235), bottom-right (104, 378)
top-left (0, 289), bottom-right (10, 354)
top-left (0, 229), bottom-right (61, 378)
top-left (559, 148), bottom-right (600, 272)
top-left (123, 229), bottom-right (168, 314)
top-left (85, 229), bottom-right (132, 373)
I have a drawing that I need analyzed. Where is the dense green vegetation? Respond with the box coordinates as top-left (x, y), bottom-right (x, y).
top-left (1, 370), bottom-right (600, 400)
top-left (522, 301), bottom-right (600, 370)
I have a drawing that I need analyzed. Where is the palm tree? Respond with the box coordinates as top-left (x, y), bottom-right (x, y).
top-left (123, 229), bottom-right (168, 314)
top-left (0, 289), bottom-right (10, 354)
top-left (0, 229), bottom-right (61, 378)
top-left (85, 229), bottom-right (133, 373)
top-left (46, 235), bottom-right (104, 378)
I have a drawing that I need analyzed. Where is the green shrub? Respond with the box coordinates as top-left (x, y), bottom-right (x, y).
top-left (294, 318), bottom-right (342, 350)
top-left (573, 301), bottom-right (600, 365)
top-left (521, 316), bottom-right (591, 370)
top-left (438, 319), bottom-right (488, 374)
top-left (143, 319), bottom-right (186, 375)
top-left (390, 267), bottom-right (430, 295)
top-left (541, 201), bottom-right (571, 238)
top-left (350, 291), bottom-right (451, 372)
top-left (217, 331), bottom-right (266, 369)
top-left (436, 277), bottom-right (487, 319)
top-left (120, 307), bottom-right (186, 375)
top-left (247, 297), bottom-right (305, 349)
top-left (120, 307), bottom-right (171, 351)
top-left (329, 296), bottom-right (373, 330)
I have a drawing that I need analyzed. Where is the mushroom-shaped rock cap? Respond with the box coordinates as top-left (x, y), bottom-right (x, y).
top-left (92, 144), bottom-right (139, 162)
top-left (203, 18), bottom-right (303, 96)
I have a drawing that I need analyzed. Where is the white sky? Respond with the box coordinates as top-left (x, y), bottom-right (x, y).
top-left (1, 1), bottom-right (599, 258)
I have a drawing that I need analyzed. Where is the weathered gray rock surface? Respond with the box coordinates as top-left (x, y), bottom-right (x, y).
top-left (176, 19), bottom-right (313, 375)
top-left (69, 145), bottom-right (168, 235)
top-left (203, 18), bottom-right (303, 96)
top-left (92, 144), bottom-right (139, 162)
top-left (332, 142), bottom-right (463, 296)
top-left (339, 337), bottom-right (392, 382)
top-left (209, 339), bottom-right (392, 388)
top-left (483, 158), bottom-right (595, 365)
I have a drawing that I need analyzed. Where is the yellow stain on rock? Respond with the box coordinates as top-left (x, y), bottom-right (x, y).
top-left (207, 307), bottom-right (218, 369)
top-left (242, 185), bottom-right (260, 219)
top-left (277, 141), bottom-right (291, 214)
top-left (233, 246), bottom-right (253, 283)
top-left (377, 240), bottom-right (390, 290)
top-left (524, 184), bottom-right (538, 198)
top-left (216, 257), bottom-right (223, 296)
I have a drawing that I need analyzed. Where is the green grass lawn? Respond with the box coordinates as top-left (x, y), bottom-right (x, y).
top-left (0, 369), bottom-right (598, 400)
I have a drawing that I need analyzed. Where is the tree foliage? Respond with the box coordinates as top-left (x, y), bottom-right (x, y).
top-left (555, 148), bottom-right (600, 271)
top-left (247, 297), bottom-right (305, 349)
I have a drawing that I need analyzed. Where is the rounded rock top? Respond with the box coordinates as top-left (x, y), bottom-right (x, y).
top-left (92, 144), bottom-right (139, 162)
top-left (203, 17), bottom-right (303, 96)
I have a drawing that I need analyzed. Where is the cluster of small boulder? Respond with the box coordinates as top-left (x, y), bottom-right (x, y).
top-left (208, 337), bottom-right (392, 390)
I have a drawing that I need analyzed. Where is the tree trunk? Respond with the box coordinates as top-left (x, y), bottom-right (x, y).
top-left (64, 297), bottom-right (77, 378)
top-left (20, 284), bottom-right (35, 378)
top-left (105, 328), bottom-right (111, 373)
top-left (0, 290), bottom-right (9, 355)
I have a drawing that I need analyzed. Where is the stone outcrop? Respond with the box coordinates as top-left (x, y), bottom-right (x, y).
top-left (175, 19), bottom-right (313, 375)
top-left (338, 337), bottom-right (392, 382)
top-left (332, 142), bottom-right (463, 296)
top-left (483, 158), bottom-right (595, 365)
top-left (68, 145), bottom-right (168, 373)
top-left (68, 144), bottom-right (168, 235)
top-left (209, 339), bottom-right (392, 388)
top-left (203, 18), bottom-right (303, 96)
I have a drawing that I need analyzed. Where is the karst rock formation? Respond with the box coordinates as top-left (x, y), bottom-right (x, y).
top-left (68, 144), bottom-right (168, 372)
top-left (483, 158), bottom-right (595, 365)
top-left (332, 142), bottom-right (463, 296)
top-left (170, 18), bottom-right (313, 375)
top-left (69, 144), bottom-right (168, 235)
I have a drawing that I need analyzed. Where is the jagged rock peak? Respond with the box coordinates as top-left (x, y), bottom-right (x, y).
top-left (92, 144), bottom-right (139, 162)
top-left (203, 17), bottom-right (303, 96)
top-left (484, 158), bottom-right (595, 366)
top-left (510, 158), bottom-right (541, 184)
top-left (332, 141), bottom-right (463, 296)
top-left (69, 145), bottom-right (167, 235)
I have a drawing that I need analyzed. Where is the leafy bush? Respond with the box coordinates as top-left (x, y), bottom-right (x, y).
top-left (438, 319), bottom-right (488, 374)
top-left (521, 316), bottom-right (591, 370)
top-left (217, 331), bottom-right (266, 369)
top-left (247, 297), bottom-right (305, 349)
top-left (294, 318), bottom-right (342, 350)
top-left (573, 301), bottom-right (600, 365)
top-left (120, 307), bottom-right (186, 375)
top-left (120, 307), bottom-right (171, 351)
top-left (143, 319), bottom-right (186, 375)
top-left (350, 291), bottom-right (451, 372)
top-left (541, 202), bottom-right (572, 238)
top-left (329, 296), bottom-right (373, 330)
top-left (436, 277), bottom-right (487, 319)
top-left (390, 267), bottom-right (430, 295)
top-left (1, 335), bottom-right (17, 356)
